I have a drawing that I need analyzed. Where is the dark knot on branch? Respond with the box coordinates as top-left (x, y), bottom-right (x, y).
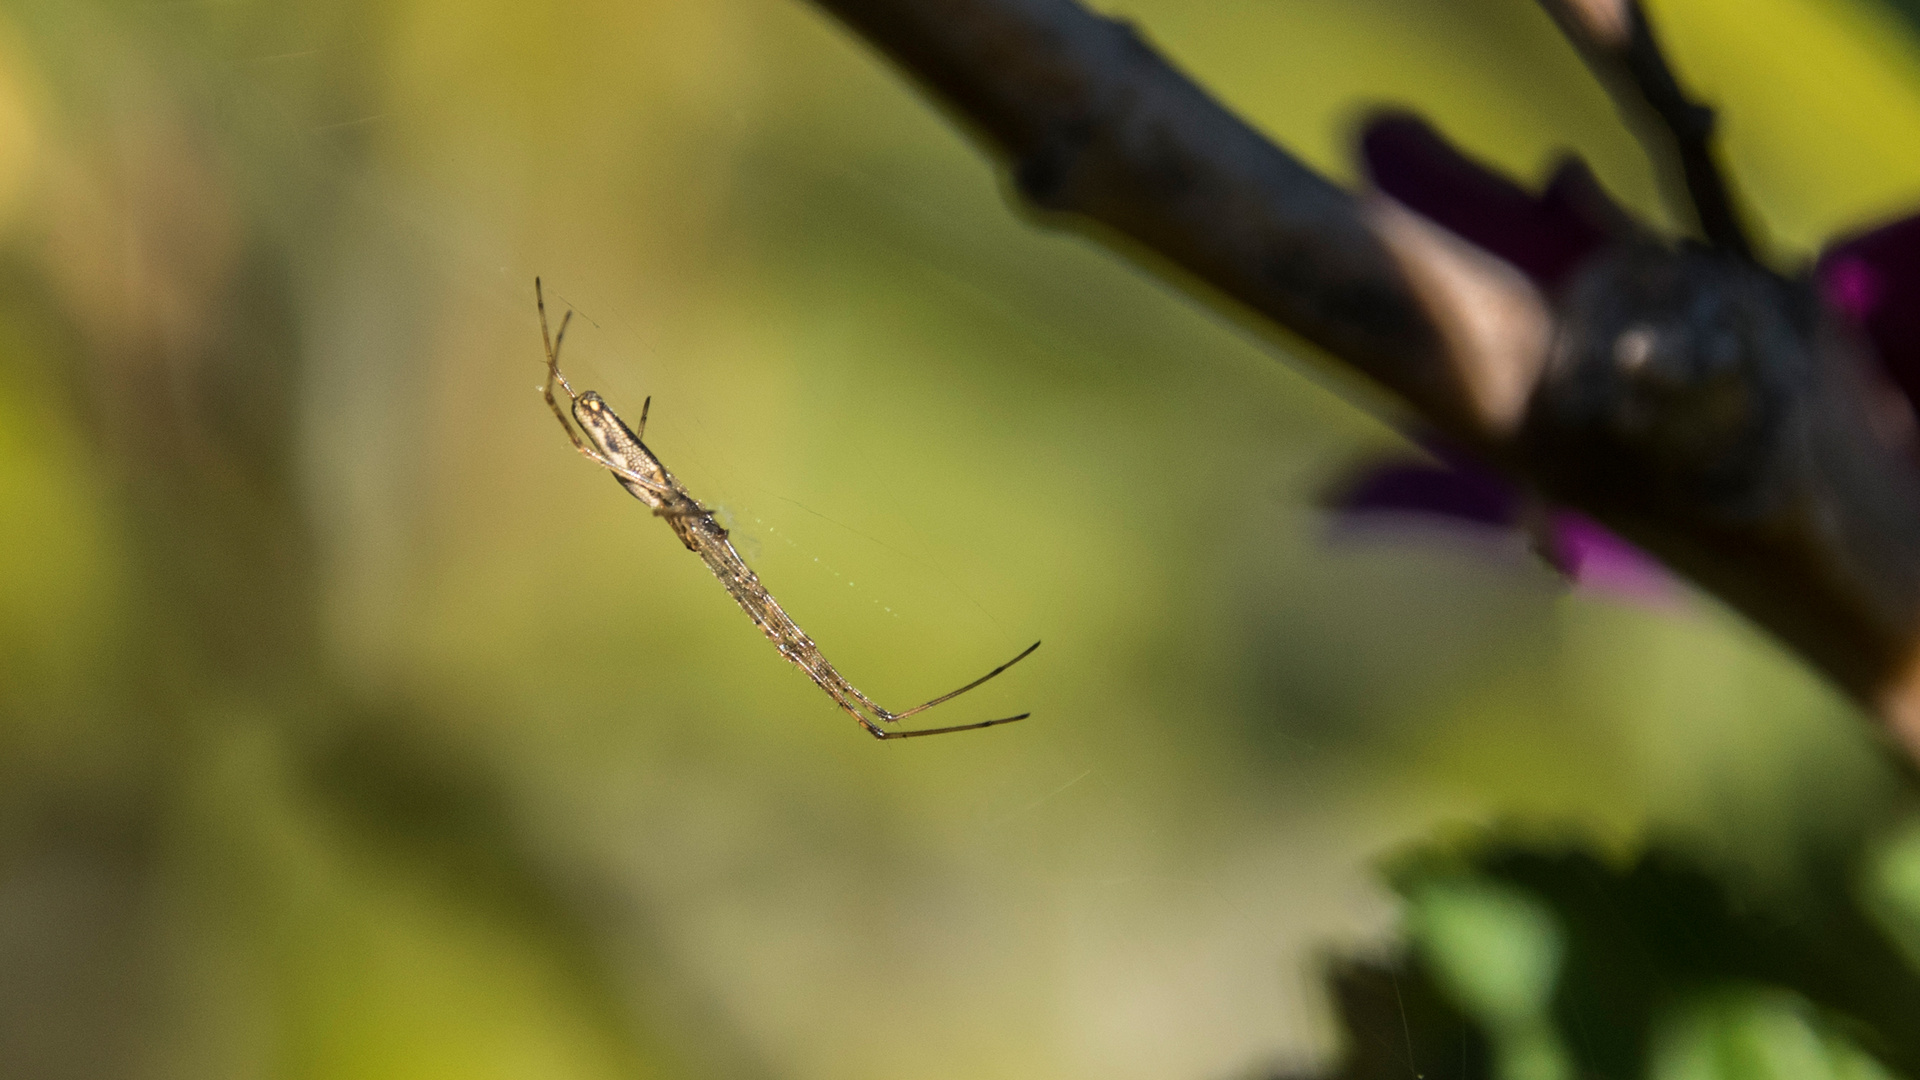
top-left (1524, 244), bottom-right (1805, 520)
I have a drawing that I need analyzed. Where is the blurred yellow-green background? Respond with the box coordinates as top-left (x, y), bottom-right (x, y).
top-left (5, 0), bottom-right (1920, 1077)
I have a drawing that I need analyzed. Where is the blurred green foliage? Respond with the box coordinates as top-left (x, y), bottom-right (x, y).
top-left (5, 0), bottom-right (1920, 1078)
top-left (1295, 823), bottom-right (1920, 1080)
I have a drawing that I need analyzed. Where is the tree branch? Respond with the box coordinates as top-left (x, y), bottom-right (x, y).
top-left (808, 0), bottom-right (1489, 435)
top-left (803, 0), bottom-right (1920, 760)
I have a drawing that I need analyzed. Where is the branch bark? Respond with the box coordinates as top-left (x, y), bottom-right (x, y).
top-left (803, 0), bottom-right (1920, 761)
top-left (809, 0), bottom-right (1484, 434)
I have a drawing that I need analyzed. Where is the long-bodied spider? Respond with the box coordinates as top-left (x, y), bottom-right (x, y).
top-left (536, 279), bottom-right (1038, 739)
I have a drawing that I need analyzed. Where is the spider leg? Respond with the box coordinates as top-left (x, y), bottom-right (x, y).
top-left (868, 711), bottom-right (1031, 739)
top-left (811, 667), bottom-right (1028, 739)
top-left (861, 640), bottom-right (1042, 723)
top-left (537, 279), bottom-right (593, 454)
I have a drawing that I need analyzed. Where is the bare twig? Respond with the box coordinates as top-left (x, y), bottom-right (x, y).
top-left (1535, 0), bottom-right (1754, 257)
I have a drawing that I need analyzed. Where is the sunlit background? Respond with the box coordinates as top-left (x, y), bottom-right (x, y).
top-left (5, 0), bottom-right (1920, 1077)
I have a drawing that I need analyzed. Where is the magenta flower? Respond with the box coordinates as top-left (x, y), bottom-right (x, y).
top-left (1360, 113), bottom-right (1618, 290)
top-left (1818, 214), bottom-right (1920, 410)
top-left (1332, 113), bottom-right (1920, 601)
top-left (1327, 441), bottom-right (1675, 602)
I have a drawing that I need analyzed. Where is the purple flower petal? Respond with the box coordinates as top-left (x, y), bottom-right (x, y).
top-left (1326, 451), bottom-right (1677, 602)
top-left (1327, 458), bottom-right (1521, 528)
top-left (1819, 213), bottom-right (1920, 411)
top-left (1547, 511), bottom-right (1675, 603)
top-left (1361, 113), bottom-right (1614, 289)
